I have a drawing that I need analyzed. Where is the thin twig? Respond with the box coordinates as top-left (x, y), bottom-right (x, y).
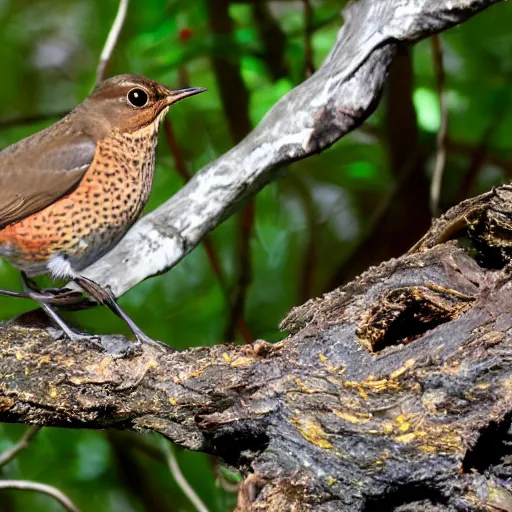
top-left (225, 202), bottom-right (255, 344)
top-left (287, 176), bottom-right (318, 304)
top-left (96, 0), bottom-right (129, 85)
top-left (207, 0), bottom-right (254, 344)
top-left (163, 119), bottom-right (253, 343)
top-left (163, 119), bottom-right (225, 285)
top-left (0, 426), bottom-right (41, 467)
top-left (429, 34), bottom-right (448, 217)
top-left (0, 480), bottom-right (80, 512)
top-left (165, 443), bottom-right (209, 512)
top-left (304, 0), bottom-right (315, 76)
top-left (460, 106), bottom-right (508, 200)
top-left (252, 2), bottom-right (289, 81)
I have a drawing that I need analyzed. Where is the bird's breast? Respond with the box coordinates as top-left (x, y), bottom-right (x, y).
top-left (0, 124), bottom-right (160, 276)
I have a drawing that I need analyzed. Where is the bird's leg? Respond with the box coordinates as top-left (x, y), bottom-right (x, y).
top-left (73, 276), bottom-right (172, 352)
top-left (0, 275), bottom-right (84, 306)
top-left (20, 272), bottom-right (103, 348)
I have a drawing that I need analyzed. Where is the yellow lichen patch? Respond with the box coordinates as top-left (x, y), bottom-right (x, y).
top-left (169, 397), bottom-right (177, 406)
top-left (98, 357), bottom-right (113, 374)
top-left (24, 367), bottom-right (29, 376)
top-left (443, 360), bottom-right (461, 376)
top-left (390, 359), bottom-right (415, 380)
top-left (418, 445), bottom-right (437, 453)
top-left (333, 410), bottom-right (371, 424)
top-left (395, 432), bottom-right (416, 444)
top-left (48, 386), bottom-right (59, 399)
top-left (395, 414), bottom-right (412, 432)
top-left (15, 352), bottom-right (24, 361)
top-left (326, 477), bottom-right (336, 486)
top-left (294, 377), bottom-right (327, 394)
top-left (398, 422), bottom-right (411, 433)
top-left (382, 421), bottom-right (394, 434)
top-left (343, 376), bottom-right (400, 397)
top-left (379, 413), bottom-right (463, 453)
top-left (222, 353), bottom-right (232, 363)
top-left (317, 354), bottom-right (342, 373)
top-left (230, 356), bottom-right (254, 368)
top-left (68, 377), bottom-right (86, 385)
top-left (291, 416), bottom-right (332, 450)
top-left (36, 355), bottom-right (52, 367)
top-left (146, 359), bottom-right (160, 371)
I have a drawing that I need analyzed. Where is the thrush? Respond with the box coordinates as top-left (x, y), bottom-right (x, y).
top-left (0, 74), bottom-right (205, 349)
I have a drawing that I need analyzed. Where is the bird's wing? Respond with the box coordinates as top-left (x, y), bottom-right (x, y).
top-left (0, 130), bottom-right (96, 228)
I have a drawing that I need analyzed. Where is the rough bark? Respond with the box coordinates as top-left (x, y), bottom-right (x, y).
top-left (78, 0), bottom-right (503, 299)
top-left (2, 185), bottom-right (512, 510)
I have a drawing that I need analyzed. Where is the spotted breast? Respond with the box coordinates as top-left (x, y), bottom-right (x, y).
top-left (0, 124), bottom-right (159, 278)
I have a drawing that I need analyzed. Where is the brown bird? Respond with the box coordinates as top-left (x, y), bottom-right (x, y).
top-left (0, 74), bottom-right (205, 349)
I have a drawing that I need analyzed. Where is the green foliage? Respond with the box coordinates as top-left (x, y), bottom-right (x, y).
top-left (0, 0), bottom-right (511, 510)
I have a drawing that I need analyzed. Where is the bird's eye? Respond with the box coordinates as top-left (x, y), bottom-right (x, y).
top-left (127, 88), bottom-right (149, 108)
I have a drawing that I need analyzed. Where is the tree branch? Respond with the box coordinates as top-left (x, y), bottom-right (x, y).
top-left (76, 0), bottom-right (502, 300)
top-left (429, 34), bottom-right (448, 216)
top-left (96, 0), bottom-right (129, 84)
top-left (0, 425), bottom-right (40, 467)
top-left (4, 182), bottom-right (512, 509)
top-left (0, 481), bottom-right (80, 512)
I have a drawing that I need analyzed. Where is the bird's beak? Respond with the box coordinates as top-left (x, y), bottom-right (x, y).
top-left (164, 87), bottom-right (207, 105)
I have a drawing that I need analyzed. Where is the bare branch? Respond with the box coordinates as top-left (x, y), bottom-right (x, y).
top-left (0, 425), bottom-right (41, 467)
top-left (96, 0), bottom-right (129, 84)
top-left (429, 34), bottom-right (449, 216)
top-left (304, 0), bottom-right (315, 76)
top-left (0, 480), bottom-right (80, 512)
top-left (4, 191), bottom-right (512, 509)
top-left (165, 443), bottom-right (210, 512)
top-left (76, 0), bottom-right (502, 300)
top-left (163, 119), bottom-right (253, 343)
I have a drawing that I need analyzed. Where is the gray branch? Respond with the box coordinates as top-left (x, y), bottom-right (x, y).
top-left (80, 0), bottom-right (504, 298)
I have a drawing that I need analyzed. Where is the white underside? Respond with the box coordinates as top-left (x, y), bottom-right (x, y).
top-left (47, 254), bottom-right (78, 279)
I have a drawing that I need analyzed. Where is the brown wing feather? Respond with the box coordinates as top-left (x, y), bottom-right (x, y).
top-left (0, 121), bottom-right (96, 228)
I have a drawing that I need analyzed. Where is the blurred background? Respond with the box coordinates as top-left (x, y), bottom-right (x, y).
top-left (0, 0), bottom-right (511, 510)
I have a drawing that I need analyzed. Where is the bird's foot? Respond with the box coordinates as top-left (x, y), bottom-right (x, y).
top-left (134, 331), bottom-right (174, 353)
top-left (48, 326), bottom-right (103, 350)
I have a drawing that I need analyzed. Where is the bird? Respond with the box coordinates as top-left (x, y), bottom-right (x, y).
top-left (0, 74), bottom-right (205, 350)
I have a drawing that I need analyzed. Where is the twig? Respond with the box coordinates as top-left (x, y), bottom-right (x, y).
top-left (163, 119), bottom-right (225, 285)
top-left (0, 480), bottom-right (80, 512)
top-left (107, 432), bottom-right (171, 511)
top-left (446, 138), bottom-right (512, 176)
top-left (252, 2), bottom-right (289, 81)
top-left (327, 47), bottom-right (429, 289)
top-left (460, 106), bottom-right (508, 200)
top-left (96, 0), bottom-right (129, 85)
top-left (208, 0), bottom-right (254, 344)
top-left (288, 176), bottom-right (318, 303)
top-left (304, 0), bottom-right (315, 76)
top-left (165, 443), bottom-right (209, 512)
top-left (225, 202), bottom-right (255, 343)
top-left (429, 34), bottom-right (448, 216)
top-left (0, 426), bottom-right (41, 467)
top-left (163, 119), bottom-right (253, 343)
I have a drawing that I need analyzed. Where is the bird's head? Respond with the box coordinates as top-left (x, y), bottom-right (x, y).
top-left (82, 74), bottom-right (205, 135)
